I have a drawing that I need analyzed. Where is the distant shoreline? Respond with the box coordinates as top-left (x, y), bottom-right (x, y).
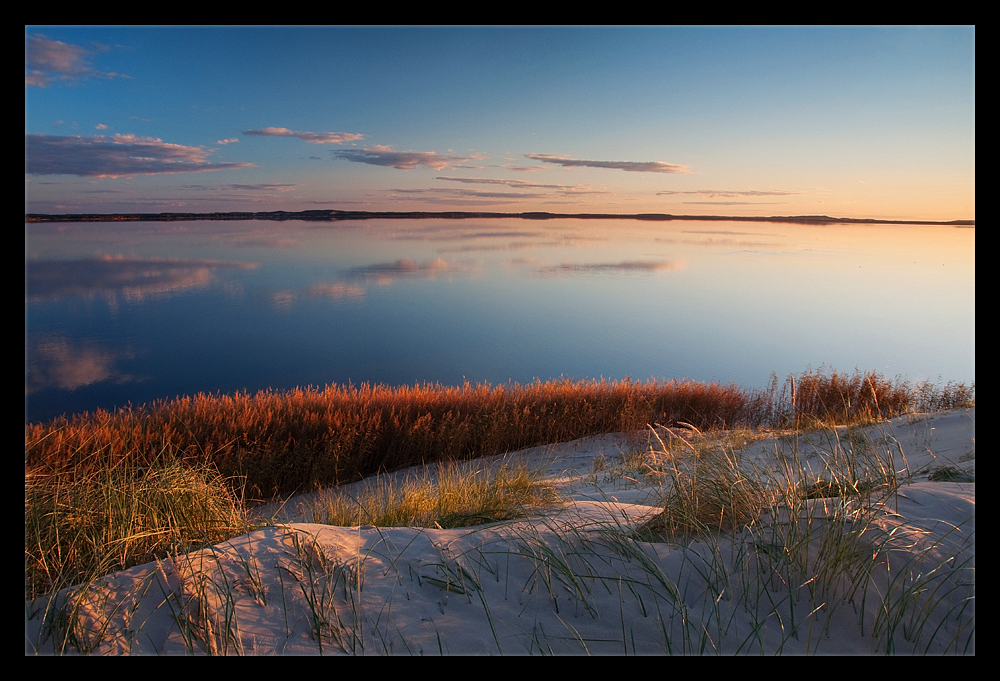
top-left (24, 210), bottom-right (974, 226)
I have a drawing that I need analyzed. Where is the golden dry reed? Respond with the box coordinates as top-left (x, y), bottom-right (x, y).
top-left (26, 369), bottom-right (971, 504)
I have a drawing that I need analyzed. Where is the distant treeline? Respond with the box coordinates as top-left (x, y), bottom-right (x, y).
top-left (24, 210), bottom-right (975, 226)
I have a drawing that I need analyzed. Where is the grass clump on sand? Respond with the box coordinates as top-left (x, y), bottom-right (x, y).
top-left (25, 445), bottom-right (251, 601)
top-left (638, 431), bottom-right (776, 540)
top-left (621, 420), bottom-right (973, 654)
top-left (635, 420), bottom-right (902, 541)
top-left (306, 459), bottom-right (560, 529)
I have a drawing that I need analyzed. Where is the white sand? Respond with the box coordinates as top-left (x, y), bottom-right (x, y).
top-left (25, 407), bottom-right (974, 655)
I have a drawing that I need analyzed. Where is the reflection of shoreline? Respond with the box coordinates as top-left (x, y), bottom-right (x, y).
top-left (24, 210), bottom-right (975, 226)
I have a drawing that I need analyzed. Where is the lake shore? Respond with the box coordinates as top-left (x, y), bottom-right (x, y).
top-left (25, 209), bottom-right (975, 226)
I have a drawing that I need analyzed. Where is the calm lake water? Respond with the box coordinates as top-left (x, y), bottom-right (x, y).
top-left (24, 218), bottom-right (975, 424)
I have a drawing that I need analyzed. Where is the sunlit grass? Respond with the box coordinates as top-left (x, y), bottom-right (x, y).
top-left (306, 458), bottom-right (560, 529)
top-left (24, 368), bottom-right (973, 604)
top-left (25, 386), bottom-right (974, 654)
top-left (635, 418), bottom-right (903, 541)
top-left (25, 445), bottom-right (252, 602)
top-left (26, 369), bottom-right (972, 503)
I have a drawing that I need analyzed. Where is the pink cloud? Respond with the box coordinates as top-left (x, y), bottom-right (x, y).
top-left (25, 133), bottom-right (255, 177)
top-left (335, 145), bottom-right (485, 171)
top-left (243, 127), bottom-right (364, 144)
top-left (524, 153), bottom-right (690, 174)
top-left (25, 34), bottom-right (125, 87)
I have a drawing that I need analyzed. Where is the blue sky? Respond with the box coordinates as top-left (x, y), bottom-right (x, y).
top-left (25, 26), bottom-right (975, 220)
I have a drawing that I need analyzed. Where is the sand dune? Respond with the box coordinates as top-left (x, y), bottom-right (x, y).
top-left (26, 408), bottom-right (974, 655)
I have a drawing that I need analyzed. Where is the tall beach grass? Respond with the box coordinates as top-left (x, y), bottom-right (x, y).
top-left (25, 368), bottom-right (972, 602)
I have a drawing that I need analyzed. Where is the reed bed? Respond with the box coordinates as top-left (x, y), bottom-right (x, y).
top-left (25, 377), bottom-right (769, 503)
top-left (26, 369), bottom-right (970, 502)
top-left (25, 369), bottom-right (972, 601)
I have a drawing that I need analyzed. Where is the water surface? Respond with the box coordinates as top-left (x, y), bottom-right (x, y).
top-left (25, 218), bottom-right (975, 423)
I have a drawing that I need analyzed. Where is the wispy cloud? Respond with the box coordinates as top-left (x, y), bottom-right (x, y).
top-left (503, 164), bottom-right (550, 173)
top-left (525, 153), bottom-right (690, 174)
top-left (434, 176), bottom-right (600, 193)
top-left (678, 201), bottom-right (791, 206)
top-left (381, 183), bottom-right (608, 207)
top-left (25, 34), bottom-right (126, 87)
top-left (657, 189), bottom-right (804, 198)
top-left (180, 183), bottom-right (296, 192)
top-left (335, 145), bottom-right (485, 171)
top-left (242, 127), bottom-right (364, 144)
top-left (217, 137), bottom-right (239, 145)
top-left (393, 187), bottom-right (552, 201)
top-left (25, 133), bottom-right (255, 177)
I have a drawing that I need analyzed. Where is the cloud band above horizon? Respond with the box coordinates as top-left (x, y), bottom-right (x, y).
top-left (525, 153), bottom-right (690, 174)
top-left (242, 127), bottom-right (364, 144)
top-left (25, 133), bottom-right (254, 177)
top-left (657, 189), bottom-right (804, 198)
top-left (335, 145), bottom-right (485, 171)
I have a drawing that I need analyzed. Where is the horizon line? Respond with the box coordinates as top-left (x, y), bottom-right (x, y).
top-left (24, 209), bottom-right (975, 227)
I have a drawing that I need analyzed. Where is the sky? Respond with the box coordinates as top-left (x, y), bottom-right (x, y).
top-left (25, 26), bottom-right (975, 221)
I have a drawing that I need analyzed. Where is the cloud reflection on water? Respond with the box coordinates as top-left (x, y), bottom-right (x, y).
top-left (25, 255), bottom-right (258, 303)
top-left (347, 258), bottom-right (480, 287)
top-left (655, 236), bottom-right (784, 248)
top-left (535, 260), bottom-right (685, 275)
top-left (26, 335), bottom-right (135, 394)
